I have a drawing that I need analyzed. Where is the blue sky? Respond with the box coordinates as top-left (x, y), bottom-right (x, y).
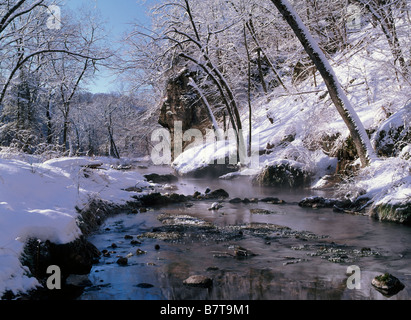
top-left (63, 0), bottom-right (157, 93)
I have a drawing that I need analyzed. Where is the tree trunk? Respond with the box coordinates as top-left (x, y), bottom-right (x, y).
top-left (270, 0), bottom-right (377, 167)
top-left (244, 25), bottom-right (253, 157)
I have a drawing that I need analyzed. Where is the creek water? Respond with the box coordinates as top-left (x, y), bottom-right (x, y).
top-left (79, 165), bottom-right (411, 300)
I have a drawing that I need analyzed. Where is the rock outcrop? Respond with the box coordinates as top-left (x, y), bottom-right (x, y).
top-left (158, 68), bottom-right (214, 161)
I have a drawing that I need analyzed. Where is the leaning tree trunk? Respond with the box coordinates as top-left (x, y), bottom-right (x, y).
top-left (270, 0), bottom-right (377, 167)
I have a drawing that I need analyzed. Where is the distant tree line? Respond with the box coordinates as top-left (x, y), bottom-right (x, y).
top-left (0, 0), bottom-right (155, 159)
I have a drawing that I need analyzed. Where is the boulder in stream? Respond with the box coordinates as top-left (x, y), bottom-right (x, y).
top-left (371, 273), bottom-right (405, 297)
top-left (183, 275), bottom-right (213, 288)
top-left (144, 173), bottom-right (178, 184)
top-left (205, 189), bottom-right (230, 199)
top-left (253, 160), bottom-right (312, 188)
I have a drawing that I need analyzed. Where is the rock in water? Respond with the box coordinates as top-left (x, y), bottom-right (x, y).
top-left (229, 198), bottom-right (243, 203)
top-left (209, 202), bottom-right (223, 211)
top-left (206, 189), bottom-right (230, 199)
top-left (144, 173), bottom-right (178, 183)
top-left (234, 246), bottom-right (256, 258)
top-left (183, 275), bottom-right (213, 288)
top-left (116, 257), bottom-right (128, 266)
top-left (65, 274), bottom-right (93, 287)
top-left (371, 273), bottom-right (405, 296)
top-left (136, 283), bottom-right (154, 289)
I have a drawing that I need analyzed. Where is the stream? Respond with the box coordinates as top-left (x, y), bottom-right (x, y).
top-left (78, 164), bottom-right (411, 300)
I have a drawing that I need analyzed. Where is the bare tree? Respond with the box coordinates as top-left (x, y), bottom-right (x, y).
top-left (270, 0), bottom-right (377, 167)
top-left (353, 0), bottom-right (408, 76)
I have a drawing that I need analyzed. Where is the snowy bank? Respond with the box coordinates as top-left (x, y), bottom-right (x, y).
top-left (0, 156), bottom-right (150, 298)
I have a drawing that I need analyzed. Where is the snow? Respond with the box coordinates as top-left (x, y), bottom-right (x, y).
top-left (279, 0), bottom-right (377, 163)
top-left (173, 0), bottom-right (410, 211)
top-left (0, 156), bottom-right (150, 298)
top-left (173, 139), bottom-right (237, 175)
top-left (344, 158), bottom-right (411, 207)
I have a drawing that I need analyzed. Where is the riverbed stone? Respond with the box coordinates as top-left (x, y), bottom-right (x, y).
top-left (299, 196), bottom-right (352, 209)
top-left (250, 208), bottom-right (276, 215)
top-left (260, 197), bottom-right (285, 204)
top-left (209, 202), bottom-right (223, 210)
top-left (253, 161), bottom-right (312, 188)
top-left (229, 197), bottom-right (243, 203)
top-left (116, 257), bottom-right (128, 266)
top-left (371, 273), bottom-right (405, 296)
top-left (134, 192), bottom-right (187, 206)
top-left (183, 275), bottom-right (213, 288)
top-left (234, 246), bottom-right (256, 258)
top-left (205, 188), bottom-right (230, 199)
top-left (144, 173), bottom-right (178, 183)
top-left (136, 283), bottom-right (154, 288)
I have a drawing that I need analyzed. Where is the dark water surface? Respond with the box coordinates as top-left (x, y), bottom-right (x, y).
top-left (79, 165), bottom-right (411, 300)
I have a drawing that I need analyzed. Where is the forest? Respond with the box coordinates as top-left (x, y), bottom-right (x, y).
top-left (0, 0), bottom-right (409, 164)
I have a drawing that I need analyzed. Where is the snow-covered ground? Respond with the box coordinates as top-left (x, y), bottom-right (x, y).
top-left (0, 154), bottom-right (150, 298)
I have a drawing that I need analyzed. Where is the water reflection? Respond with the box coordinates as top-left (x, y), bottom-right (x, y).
top-left (80, 167), bottom-right (411, 300)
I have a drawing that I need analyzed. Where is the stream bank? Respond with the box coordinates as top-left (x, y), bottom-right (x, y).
top-left (12, 163), bottom-right (411, 300)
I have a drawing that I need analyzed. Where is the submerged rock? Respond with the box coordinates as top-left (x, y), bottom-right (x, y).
top-left (136, 283), bottom-right (154, 289)
top-left (250, 208), bottom-right (276, 215)
top-left (65, 274), bottom-right (93, 287)
top-left (158, 213), bottom-right (214, 228)
top-left (371, 273), bottom-right (405, 297)
top-left (138, 231), bottom-right (181, 241)
top-left (233, 246), bottom-right (256, 258)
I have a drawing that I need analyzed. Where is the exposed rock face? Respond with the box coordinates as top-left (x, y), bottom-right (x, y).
top-left (158, 68), bottom-right (213, 161)
top-left (369, 203), bottom-right (411, 225)
top-left (371, 105), bottom-right (411, 157)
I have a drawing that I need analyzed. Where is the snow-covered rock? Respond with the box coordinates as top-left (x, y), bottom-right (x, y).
top-left (371, 105), bottom-right (411, 157)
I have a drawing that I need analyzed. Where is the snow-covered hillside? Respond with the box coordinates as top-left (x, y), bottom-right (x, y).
top-left (173, 17), bottom-right (411, 210)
